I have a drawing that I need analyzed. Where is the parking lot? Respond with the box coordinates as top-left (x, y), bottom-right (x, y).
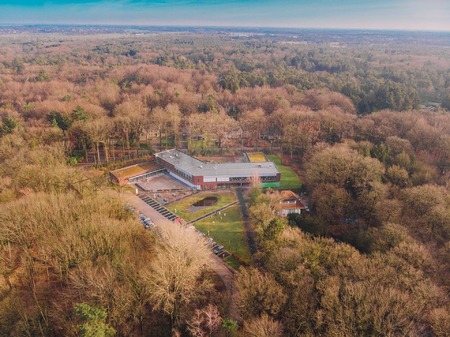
top-left (127, 191), bottom-right (234, 262)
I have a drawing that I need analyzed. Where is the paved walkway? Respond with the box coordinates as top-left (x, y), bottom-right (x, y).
top-left (122, 191), bottom-right (241, 321)
top-left (138, 194), bottom-right (178, 221)
top-left (124, 191), bottom-right (175, 225)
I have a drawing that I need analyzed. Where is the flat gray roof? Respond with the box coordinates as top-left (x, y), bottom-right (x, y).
top-left (156, 149), bottom-right (279, 177)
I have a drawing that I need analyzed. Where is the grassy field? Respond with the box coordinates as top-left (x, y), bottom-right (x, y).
top-left (166, 191), bottom-right (237, 222)
top-left (195, 205), bottom-right (251, 263)
top-left (247, 152), bottom-right (267, 162)
top-left (223, 255), bottom-right (245, 269)
top-left (267, 155), bottom-right (302, 189)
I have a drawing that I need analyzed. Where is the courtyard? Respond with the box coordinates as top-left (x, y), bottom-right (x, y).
top-left (136, 172), bottom-right (191, 192)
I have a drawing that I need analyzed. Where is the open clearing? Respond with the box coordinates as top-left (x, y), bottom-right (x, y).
top-left (166, 191), bottom-right (237, 222)
top-left (267, 154), bottom-right (302, 189)
top-left (195, 205), bottom-right (251, 263)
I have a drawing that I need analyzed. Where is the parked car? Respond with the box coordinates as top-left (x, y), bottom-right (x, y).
top-left (144, 220), bottom-right (156, 229)
top-left (213, 245), bottom-right (224, 254)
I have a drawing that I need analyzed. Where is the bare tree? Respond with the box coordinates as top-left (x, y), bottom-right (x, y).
top-left (151, 107), bottom-right (170, 149)
top-left (84, 118), bottom-right (109, 166)
top-left (146, 224), bottom-right (212, 328)
top-left (236, 267), bottom-right (287, 319)
top-left (242, 314), bottom-right (283, 337)
top-left (165, 103), bottom-right (182, 148)
top-left (187, 304), bottom-right (222, 337)
top-left (239, 108), bottom-right (267, 150)
top-left (250, 170), bottom-right (262, 189)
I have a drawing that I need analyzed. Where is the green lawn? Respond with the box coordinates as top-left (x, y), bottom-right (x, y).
top-left (224, 255), bottom-right (246, 270)
top-left (195, 205), bottom-right (251, 263)
top-left (166, 191), bottom-right (237, 222)
top-left (267, 154), bottom-right (302, 189)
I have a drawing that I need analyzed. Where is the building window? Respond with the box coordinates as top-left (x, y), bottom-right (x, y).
top-left (261, 176), bottom-right (276, 181)
top-left (230, 177), bottom-right (248, 182)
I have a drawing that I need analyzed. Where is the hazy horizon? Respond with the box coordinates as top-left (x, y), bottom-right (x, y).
top-left (0, 0), bottom-right (449, 32)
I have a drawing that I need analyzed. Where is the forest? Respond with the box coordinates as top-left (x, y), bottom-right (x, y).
top-left (0, 27), bottom-right (449, 337)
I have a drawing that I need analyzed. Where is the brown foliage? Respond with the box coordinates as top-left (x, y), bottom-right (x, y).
top-left (146, 224), bottom-right (213, 327)
top-left (236, 267), bottom-right (287, 319)
top-left (241, 314), bottom-right (283, 337)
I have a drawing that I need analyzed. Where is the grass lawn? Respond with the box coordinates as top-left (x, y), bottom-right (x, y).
top-left (247, 152), bottom-right (267, 162)
top-left (223, 255), bottom-right (245, 269)
top-left (267, 155), bottom-right (302, 189)
top-left (166, 191), bottom-right (237, 222)
top-left (195, 205), bottom-right (251, 263)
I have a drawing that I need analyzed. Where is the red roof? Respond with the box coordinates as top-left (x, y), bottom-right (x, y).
top-left (279, 190), bottom-right (305, 210)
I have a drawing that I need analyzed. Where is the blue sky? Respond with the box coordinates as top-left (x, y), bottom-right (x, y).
top-left (0, 0), bottom-right (449, 31)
